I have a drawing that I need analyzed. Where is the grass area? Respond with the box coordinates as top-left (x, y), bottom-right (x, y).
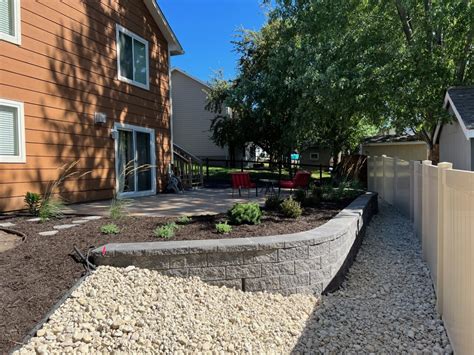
top-left (204, 166), bottom-right (331, 183)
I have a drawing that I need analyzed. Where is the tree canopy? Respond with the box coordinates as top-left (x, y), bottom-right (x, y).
top-left (206, 0), bottom-right (473, 162)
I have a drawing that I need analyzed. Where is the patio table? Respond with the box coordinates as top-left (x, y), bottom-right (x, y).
top-left (259, 178), bottom-right (280, 196)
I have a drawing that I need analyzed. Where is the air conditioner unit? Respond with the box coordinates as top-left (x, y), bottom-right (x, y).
top-left (94, 112), bottom-right (107, 124)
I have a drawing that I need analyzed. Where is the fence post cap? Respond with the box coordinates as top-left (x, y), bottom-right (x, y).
top-left (437, 162), bottom-right (453, 169)
top-left (422, 160), bottom-right (432, 165)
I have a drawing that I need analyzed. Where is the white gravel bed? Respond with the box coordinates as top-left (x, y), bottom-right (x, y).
top-left (293, 201), bottom-right (453, 354)
top-left (14, 266), bottom-right (317, 354)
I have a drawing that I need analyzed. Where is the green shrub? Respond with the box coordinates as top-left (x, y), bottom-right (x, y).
top-left (264, 195), bottom-right (282, 211)
top-left (320, 180), bottom-right (364, 201)
top-left (227, 202), bottom-right (262, 225)
top-left (280, 197), bottom-right (302, 218)
top-left (24, 192), bottom-right (42, 216)
top-left (38, 198), bottom-right (64, 222)
top-left (293, 189), bottom-right (306, 203)
top-left (176, 216), bottom-right (192, 225)
top-left (215, 221), bottom-right (232, 234)
top-left (100, 223), bottom-right (120, 234)
top-left (154, 222), bottom-right (179, 239)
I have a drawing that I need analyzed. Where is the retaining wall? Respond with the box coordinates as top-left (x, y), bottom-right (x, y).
top-left (91, 192), bottom-right (377, 295)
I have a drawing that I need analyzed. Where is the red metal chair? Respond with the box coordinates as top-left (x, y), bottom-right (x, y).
top-left (230, 172), bottom-right (257, 197)
top-left (279, 171), bottom-right (311, 191)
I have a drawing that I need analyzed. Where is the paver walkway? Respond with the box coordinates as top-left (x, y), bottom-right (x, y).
top-left (293, 201), bottom-right (452, 353)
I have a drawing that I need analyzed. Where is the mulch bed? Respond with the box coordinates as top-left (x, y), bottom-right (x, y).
top-left (0, 199), bottom-right (350, 353)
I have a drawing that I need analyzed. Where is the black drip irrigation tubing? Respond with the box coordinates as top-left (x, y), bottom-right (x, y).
top-left (0, 227), bottom-right (27, 242)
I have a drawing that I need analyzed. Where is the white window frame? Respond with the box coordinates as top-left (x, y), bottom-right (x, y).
top-left (0, 0), bottom-right (21, 45)
top-left (0, 98), bottom-right (26, 163)
top-left (115, 24), bottom-right (149, 90)
top-left (310, 152), bottom-right (320, 161)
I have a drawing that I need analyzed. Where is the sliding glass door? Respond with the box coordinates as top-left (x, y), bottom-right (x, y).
top-left (115, 123), bottom-right (156, 197)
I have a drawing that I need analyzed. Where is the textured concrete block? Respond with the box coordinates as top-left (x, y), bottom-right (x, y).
top-left (310, 267), bottom-right (332, 285)
top-left (185, 253), bottom-right (208, 268)
top-left (243, 250), bottom-right (278, 264)
top-left (244, 276), bottom-right (280, 292)
top-left (135, 255), bottom-right (170, 270)
top-left (169, 255), bottom-right (186, 268)
top-left (160, 268), bottom-right (189, 277)
top-left (208, 279), bottom-right (242, 290)
top-left (321, 251), bottom-right (338, 268)
top-left (226, 264), bottom-right (261, 279)
top-left (309, 242), bottom-right (330, 257)
top-left (278, 246), bottom-right (308, 261)
top-left (261, 261), bottom-right (295, 276)
top-left (280, 273), bottom-right (309, 289)
top-left (208, 252), bottom-right (243, 266)
top-left (294, 258), bottom-right (321, 273)
top-left (189, 267), bottom-right (226, 280)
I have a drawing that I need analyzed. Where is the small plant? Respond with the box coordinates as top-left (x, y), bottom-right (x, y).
top-left (264, 195), bottom-right (282, 211)
top-left (154, 222), bottom-right (179, 239)
top-left (109, 198), bottom-right (131, 220)
top-left (100, 223), bottom-right (120, 234)
top-left (38, 197), bottom-right (65, 222)
top-left (24, 192), bottom-right (42, 216)
top-left (227, 202), bottom-right (262, 225)
top-left (280, 197), bottom-right (302, 218)
top-left (293, 189), bottom-right (306, 203)
top-left (215, 221), bottom-right (232, 234)
top-left (176, 216), bottom-right (191, 225)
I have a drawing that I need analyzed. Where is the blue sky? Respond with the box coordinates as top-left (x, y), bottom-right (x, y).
top-left (159, 0), bottom-right (267, 83)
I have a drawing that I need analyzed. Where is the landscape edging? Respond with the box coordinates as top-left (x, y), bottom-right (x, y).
top-left (91, 192), bottom-right (378, 295)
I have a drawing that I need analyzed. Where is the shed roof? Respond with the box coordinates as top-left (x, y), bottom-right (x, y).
top-left (444, 86), bottom-right (474, 130)
top-left (363, 134), bottom-right (422, 145)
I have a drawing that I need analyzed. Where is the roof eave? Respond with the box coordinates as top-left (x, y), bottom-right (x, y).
top-left (143, 0), bottom-right (184, 56)
top-left (443, 90), bottom-right (474, 140)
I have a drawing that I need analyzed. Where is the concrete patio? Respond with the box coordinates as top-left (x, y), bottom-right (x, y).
top-left (64, 188), bottom-right (277, 217)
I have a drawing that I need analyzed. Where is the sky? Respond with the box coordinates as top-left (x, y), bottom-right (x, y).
top-left (159, 0), bottom-right (267, 83)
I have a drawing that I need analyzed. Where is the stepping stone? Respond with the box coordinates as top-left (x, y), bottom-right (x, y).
top-left (27, 217), bottom-right (41, 222)
top-left (72, 220), bottom-right (89, 224)
top-left (81, 216), bottom-right (102, 220)
top-left (0, 222), bottom-right (15, 228)
top-left (39, 230), bottom-right (59, 236)
top-left (53, 224), bottom-right (77, 230)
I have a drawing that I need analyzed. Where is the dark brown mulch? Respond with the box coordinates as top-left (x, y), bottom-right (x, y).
top-left (0, 200), bottom-right (350, 353)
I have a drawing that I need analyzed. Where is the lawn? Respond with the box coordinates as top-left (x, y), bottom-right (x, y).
top-left (204, 166), bottom-right (331, 184)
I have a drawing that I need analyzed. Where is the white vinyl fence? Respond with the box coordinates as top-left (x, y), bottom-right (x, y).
top-left (368, 155), bottom-right (474, 354)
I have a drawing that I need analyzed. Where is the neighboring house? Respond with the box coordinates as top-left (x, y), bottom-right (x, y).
top-left (437, 86), bottom-right (474, 171)
top-left (361, 134), bottom-right (429, 161)
top-left (300, 146), bottom-right (333, 167)
top-left (0, 0), bottom-right (183, 211)
top-left (171, 68), bottom-right (229, 160)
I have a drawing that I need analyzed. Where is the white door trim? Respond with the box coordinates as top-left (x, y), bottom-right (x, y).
top-left (114, 122), bottom-right (156, 198)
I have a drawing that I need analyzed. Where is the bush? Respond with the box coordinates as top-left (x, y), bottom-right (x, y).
top-left (320, 179), bottom-right (364, 201)
top-left (215, 221), bottom-right (232, 234)
top-left (24, 192), bottom-right (42, 216)
top-left (39, 198), bottom-right (64, 222)
top-left (176, 216), bottom-right (192, 225)
top-left (227, 202), bottom-right (262, 225)
top-left (293, 189), bottom-right (306, 203)
top-left (264, 195), bottom-right (282, 211)
top-left (280, 197), bottom-right (302, 218)
top-left (154, 222), bottom-right (179, 239)
top-left (100, 223), bottom-right (120, 234)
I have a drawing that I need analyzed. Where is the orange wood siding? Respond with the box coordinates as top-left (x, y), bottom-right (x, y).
top-left (0, 0), bottom-right (172, 211)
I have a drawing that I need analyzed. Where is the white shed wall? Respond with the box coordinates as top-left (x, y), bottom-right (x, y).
top-left (439, 120), bottom-right (472, 171)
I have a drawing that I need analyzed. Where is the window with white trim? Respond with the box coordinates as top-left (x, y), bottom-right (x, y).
top-left (310, 152), bottom-right (320, 161)
top-left (0, 0), bottom-right (21, 45)
top-left (116, 24), bottom-right (149, 90)
top-left (0, 99), bottom-right (25, 163)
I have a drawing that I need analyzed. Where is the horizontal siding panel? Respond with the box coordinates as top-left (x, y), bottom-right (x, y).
top-left (25, 129), bottom-right (113, 148)
top-left (0, 178), bottom-right (115, 198)
top-left (0, 168), bottom-right (114, 183)
top-left (0, 85), bottom-right (171, 127)
top-left (25, 143), bottom-right (113, 158)
top-left (0, 157), bottom-right (116, 170)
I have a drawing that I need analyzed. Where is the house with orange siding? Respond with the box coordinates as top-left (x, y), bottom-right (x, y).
top-left (0, 0), bottom-right (183, 211)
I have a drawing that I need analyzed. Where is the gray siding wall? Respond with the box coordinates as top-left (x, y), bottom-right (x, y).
top-left (439, 120), bottom-right (472, 171)
top-left (171, 70), bottom-right (228, 158)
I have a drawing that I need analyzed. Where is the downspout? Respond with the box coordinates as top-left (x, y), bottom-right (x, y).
top-left (168, 48), bottom-right (174, 169)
